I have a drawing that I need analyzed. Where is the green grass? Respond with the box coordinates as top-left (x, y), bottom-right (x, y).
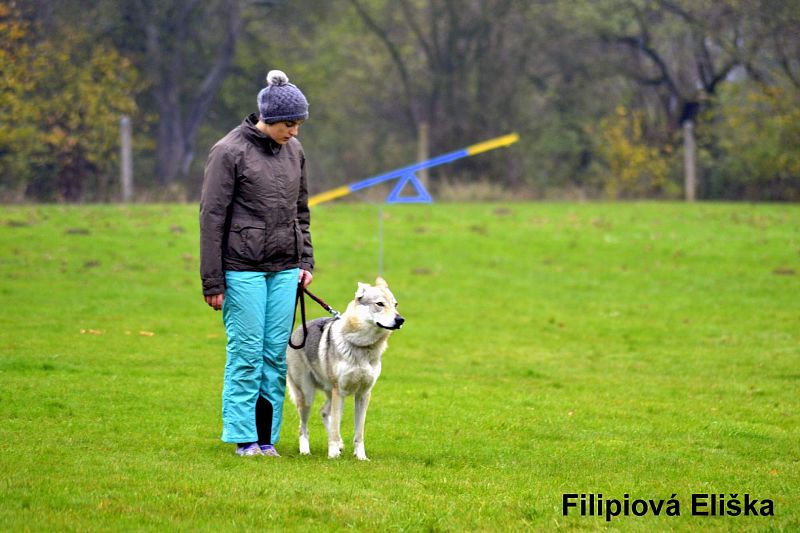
top-left (0, 202), bottom-right (798, 531)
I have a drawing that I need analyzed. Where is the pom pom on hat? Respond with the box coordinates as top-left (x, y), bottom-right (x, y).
top-left (266, 70), bottom-right (289, 86)
top-left (257, 69), bottom-right (309, 124)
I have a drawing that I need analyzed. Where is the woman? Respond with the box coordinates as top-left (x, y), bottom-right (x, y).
top-left (200, 70), bottom-right (314, 457)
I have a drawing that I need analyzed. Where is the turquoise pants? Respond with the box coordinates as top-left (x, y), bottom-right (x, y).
top-left (221, 268), bottom-right (299, 444)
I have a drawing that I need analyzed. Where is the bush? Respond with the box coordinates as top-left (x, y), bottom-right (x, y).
top-left (590, 106), bottom-right (680, 199)
top-left (708, 83), bottom-right (800, 201)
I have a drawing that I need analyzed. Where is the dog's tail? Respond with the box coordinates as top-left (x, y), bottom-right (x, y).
top-left (286, 368), bottom-right (299, 405)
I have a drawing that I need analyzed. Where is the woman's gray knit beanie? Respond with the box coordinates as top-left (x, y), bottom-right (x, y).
top-left (257, 70), bottom-right (309, 123)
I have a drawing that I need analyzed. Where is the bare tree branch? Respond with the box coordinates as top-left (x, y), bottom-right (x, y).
top-left (398, 0), bottom-right (435, 68)
top-left (657, 0), bottom-right (696, 24)
top-left (348, 0), bottom-right (417, 128)
top-left (612, 35), bottom-right (682, 98)
top-left (182, 0), bottom-right (243, 173)
top-left (774, 34), bottom-right (800, 88)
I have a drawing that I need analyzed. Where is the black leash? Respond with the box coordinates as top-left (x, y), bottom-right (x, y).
top-left (288, 284), bottom-right (340, 349)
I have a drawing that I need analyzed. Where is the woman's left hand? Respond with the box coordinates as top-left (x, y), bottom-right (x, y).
top-left (299, 269), bottom-right (313, 288)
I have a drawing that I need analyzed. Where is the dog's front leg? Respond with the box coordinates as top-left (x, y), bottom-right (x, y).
top-left (353, 390), bottom-right (371, 461)
top-left (328, 387), bottom-right (345, 458)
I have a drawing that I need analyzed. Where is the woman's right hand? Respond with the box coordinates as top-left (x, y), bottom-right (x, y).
top-left (204, 293), bottom-right (224, 311)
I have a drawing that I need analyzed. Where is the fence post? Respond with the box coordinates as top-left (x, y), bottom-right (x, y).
top-left (120, 115), bottom-right (133, 202)
top-left (417, 121), bottom-right (430, 190)
top-left (683, 119), bottom-right (696, 202)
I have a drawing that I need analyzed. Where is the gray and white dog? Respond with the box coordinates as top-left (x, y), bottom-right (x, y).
top-left (286, 277), bottom-right (404, 460)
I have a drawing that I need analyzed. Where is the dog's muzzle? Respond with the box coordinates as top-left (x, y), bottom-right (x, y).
top-left (378, 315), bottom-right (405, 330)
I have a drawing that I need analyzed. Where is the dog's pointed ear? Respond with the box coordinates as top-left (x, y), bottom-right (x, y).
top-left (355, 282), bottom-right (370, 300)
top-left (375, 276), bottom-right (388, 288)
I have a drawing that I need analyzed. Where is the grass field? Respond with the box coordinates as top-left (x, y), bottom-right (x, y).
top-left (0, 202), bottom-right (798, 531)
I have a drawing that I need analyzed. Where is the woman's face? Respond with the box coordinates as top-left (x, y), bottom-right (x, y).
top-left (264, 120), bottom-right (303, 144)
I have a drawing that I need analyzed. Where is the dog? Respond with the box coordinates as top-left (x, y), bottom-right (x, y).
top-left (286, 277), bottom-right (404, 460)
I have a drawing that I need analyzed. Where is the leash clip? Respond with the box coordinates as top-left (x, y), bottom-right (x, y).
top-left (304, 287), bottom-right (341, 320)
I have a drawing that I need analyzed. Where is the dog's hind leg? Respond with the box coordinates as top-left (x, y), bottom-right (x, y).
top-left (288, 371), bottom-right (315, 455)
top-left (320, 391), bottom-right (331, 434)
top-left (353, 390), bottom-right (371, 461)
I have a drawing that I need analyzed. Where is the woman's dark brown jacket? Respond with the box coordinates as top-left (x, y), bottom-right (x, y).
top-left (199, 114), bottom-right (313, 296)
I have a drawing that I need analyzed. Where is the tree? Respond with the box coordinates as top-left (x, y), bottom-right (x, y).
top-left (4, 0), bottom-right (798, 201)
top-left (596, 0), bottom-right (763, 200)
top-left (0, 1), bottom-right (140, 201)
top-left (345, 0), bottom-right (546, 187)
top-left (0, 1), bottom-right (37, 200)
top-left (124, 0), bottom-right (245, 186)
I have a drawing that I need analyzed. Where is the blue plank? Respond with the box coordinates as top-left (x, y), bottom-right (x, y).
top-left (349, 149), bottom-right (469, 191)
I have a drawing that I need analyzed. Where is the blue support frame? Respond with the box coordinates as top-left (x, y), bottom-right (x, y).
top-left (385, 173), bottom-right (434, 204)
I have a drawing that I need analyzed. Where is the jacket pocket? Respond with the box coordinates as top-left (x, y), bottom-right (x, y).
top-left (262, 223), bottom-right (296, 265)
top-left (225, 218), bottom-right (266, 262)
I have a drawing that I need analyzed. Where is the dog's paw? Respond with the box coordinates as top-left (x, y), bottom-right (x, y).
top-left (354, 443), bottom-right (369, 461)
top-left (299, 436), bottom-right (311, 455)
top-left (337, 439), bottom-right (344, 452)
top-left (328, 442), bottom-right (342, 459)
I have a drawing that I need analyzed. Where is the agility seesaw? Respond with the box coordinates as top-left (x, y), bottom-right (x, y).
top-left (308, 133), bottom-right (519, 206)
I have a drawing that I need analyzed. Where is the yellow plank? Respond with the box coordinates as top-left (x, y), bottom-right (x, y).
top-left (465, 133), bottom-right (519, 156)
top-left (308, 185), bottom-right (351, 207)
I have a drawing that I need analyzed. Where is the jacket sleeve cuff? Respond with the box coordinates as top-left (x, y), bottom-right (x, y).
top-left (202, 278), bottom-right (226, 296)
top-left (300, 261), bottom-right (314, 273)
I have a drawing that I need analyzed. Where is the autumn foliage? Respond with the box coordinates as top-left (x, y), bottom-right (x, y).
top-left (0, 2), bottom-right (140, 201)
